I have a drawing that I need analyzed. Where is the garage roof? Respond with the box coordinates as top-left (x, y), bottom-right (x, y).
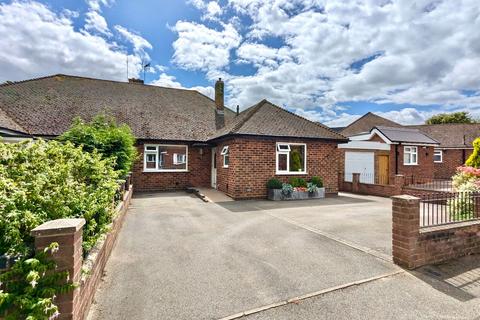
top-left (372, 126), bottom-right (439, 145)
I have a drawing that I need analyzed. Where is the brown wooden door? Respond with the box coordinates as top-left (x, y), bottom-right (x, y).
top-left (378, 155), bottom-right (389, 185)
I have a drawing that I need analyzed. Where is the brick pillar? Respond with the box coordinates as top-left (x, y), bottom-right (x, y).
top-left (31, 219), bottom-right (85, 320)
top-left (352, 173), bottom-right (360, 193)
top-left (392, 195), bottom-right (420, 269)
top-left (394, 174), bottom-right (405, 195)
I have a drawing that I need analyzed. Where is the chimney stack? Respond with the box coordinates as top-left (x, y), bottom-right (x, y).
top-left (236, 105), bottom-right (239, 116)
top-left (214, 78), bottom-right (225, 129)
top-left (128, 78), bottom-right (144, 84)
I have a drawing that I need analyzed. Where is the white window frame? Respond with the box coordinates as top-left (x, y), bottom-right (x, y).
top-left (275, 142), bottom-right (307, 175)
top-left (173, 153), bottom-right (186, 165)
top-left (220, 146), bottom-right (229, 168)
top-left (143, 144), bottom-right (188, 172)
top-left (433, 149), bottom-right (443, 163)
top-left (403, 146), bottom-right (418, 165)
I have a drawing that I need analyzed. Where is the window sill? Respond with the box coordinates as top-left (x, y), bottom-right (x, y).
top-left (434, 161), bottom-right (443, 163)
top-left (223, 166), bottom-right (229, 168)
top-left (143, 169), bottom-right (189, 173)
top-left (403, 163), bottom-right (418, 166)
top-left (276, 171), bottom-right (307, 175)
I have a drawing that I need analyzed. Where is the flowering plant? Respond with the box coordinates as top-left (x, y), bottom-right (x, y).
top-left (452, 166), bottom-right (480, 192)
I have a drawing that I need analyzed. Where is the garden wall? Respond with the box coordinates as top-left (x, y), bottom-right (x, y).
top-left (29, 185), bottom-right (133, 320)
top-left (340, 173), bottom-right (404, 197)
top-left (392, 195), bottom-right (480, 269)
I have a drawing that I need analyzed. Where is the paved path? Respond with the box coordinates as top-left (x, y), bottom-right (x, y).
top-left (88, 192), bottom-right (480, 320)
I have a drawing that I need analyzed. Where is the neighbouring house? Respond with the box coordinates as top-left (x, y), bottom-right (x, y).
top-left (407, 124), bottom-right (479, 178)
top-left (337, 112), bottom-right (479, 180)
top-left (0, 74), bottom-right (348, 199)
top-left (339, 126), bottom-right (439, 183)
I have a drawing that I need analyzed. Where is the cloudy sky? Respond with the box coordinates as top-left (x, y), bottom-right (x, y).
top-left (0, 0), bottom-right (479, 126)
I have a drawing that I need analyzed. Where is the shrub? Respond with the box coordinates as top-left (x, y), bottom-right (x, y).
top-left (59, 115), bottom-right (137, 177)
top-left (281, 183), bottom-right (293, 196)
top-left (266, 178), bottom-right (282, 189)
top-left (289, 177), bottom-right (307, 187)
top-left (466, 137), bottom-right (480, 168)
top-left (309, 176), bottom-right (323, 188)
top-left (0, 140), bottom-right (119, 256)
top-left (0, 243), bottom-right (76, 320)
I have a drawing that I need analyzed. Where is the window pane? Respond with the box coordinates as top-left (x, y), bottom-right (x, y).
top-left (146, 153), bottom-right (156, 169)
top-left (278, 153), bottom-right (288, 171)
top-left (289, 145), bottom-right (305, 172)
top-left (404, 153), bottom-right (411, 164)
top-left (158, 146), bottom-right (187, 170)
top-left (224, 154), bottom-right (229, 166)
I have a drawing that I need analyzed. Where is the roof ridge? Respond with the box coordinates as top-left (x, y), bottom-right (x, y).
top-left (263, 99), bottom-right (347, 139)
top-left (0, 74), bottom-right (62, 88)
top-left (229, 100), bottom-right (266, 134)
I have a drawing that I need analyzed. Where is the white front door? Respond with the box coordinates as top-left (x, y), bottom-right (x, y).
top-left (344, 151), bottom-right (375, 184)
top-left (211, 147), bottom-right (217, 188)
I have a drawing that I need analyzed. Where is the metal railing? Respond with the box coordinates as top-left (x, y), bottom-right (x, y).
top-left (404, 175), bottom-right (453, 192)
top-left (420, 192), bottom-right (480, 227)
top-left (344, 172), bottom-right (390, 185)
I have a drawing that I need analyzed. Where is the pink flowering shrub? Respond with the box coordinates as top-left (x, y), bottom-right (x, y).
top-left (452, 166), bottom-right (480, 192)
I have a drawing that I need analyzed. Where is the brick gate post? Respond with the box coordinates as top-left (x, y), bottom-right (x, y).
top-left (31, 219), bottom-right (85, 320)
top-left (392, 195), bottom-right (420, 269)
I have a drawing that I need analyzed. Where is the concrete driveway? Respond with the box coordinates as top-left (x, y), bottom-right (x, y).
top-left (88, 192), bottom-right (480, 320)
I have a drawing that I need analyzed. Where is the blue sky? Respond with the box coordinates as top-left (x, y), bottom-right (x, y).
top-left (0, 0), bottom-right (479, 126)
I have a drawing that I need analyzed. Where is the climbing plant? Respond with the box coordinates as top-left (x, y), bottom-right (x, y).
top-left (0, 243), bottom-right (77, 320)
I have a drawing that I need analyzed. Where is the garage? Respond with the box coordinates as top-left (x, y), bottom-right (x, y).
top-left (344, 151), bottom-right (374, 183)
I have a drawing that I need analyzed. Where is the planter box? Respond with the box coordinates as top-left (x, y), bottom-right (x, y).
top-left (268, 188), bottom-right (325, 201)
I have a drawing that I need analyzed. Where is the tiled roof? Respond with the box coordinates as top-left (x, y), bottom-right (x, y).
top-left (0, 74), bottom-right (236, 141)
top-left (210, 100), bottom-right (348, 141)
top-left (374, 126), bottom-right (439, 145)
top-left (408, 124), bottom-right (480, 148)
top-left (341, 112), bottom-right (402, 137)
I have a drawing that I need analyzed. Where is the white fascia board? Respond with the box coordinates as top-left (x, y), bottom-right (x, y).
top-left (368, 129), bottom-right (393, 144)
top-left (338, 141), bottom-right (391, 150)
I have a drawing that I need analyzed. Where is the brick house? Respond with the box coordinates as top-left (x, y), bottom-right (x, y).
top-left (336, 112), bottom-right (479, 180)
top-left (339, 126), bottom-right (439, 184)
top-left (0, 74), bottom-right (347, 199)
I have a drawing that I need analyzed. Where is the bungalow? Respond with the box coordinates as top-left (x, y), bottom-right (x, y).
top-left (339, 126), bottom-right (439, 183)
top-left (337, 112), bottom-right (479, 181)
top-left (0, 74), bottom-right (348, 199)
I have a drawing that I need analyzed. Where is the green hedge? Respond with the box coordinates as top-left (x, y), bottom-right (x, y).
top-left (0, 140), bottom-right (119, 257)
top-left (59, 115), bottom-right (137, 177)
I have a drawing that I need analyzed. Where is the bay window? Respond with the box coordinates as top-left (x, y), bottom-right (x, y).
top-left (144, 144), bottom-right (188, 172)
top-left (276, 143), bottom-right (306, 174)
top-left (404, 146), bottom-right (418, 165)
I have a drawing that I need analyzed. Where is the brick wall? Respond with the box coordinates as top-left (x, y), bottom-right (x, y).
top-left (434, 148), bottom-right (472, 179)
top-left (28, 187), bottom-right (133, 319)
top-left (390, 145), bottom-right (435, 180)
top-left (392, 195), bottom-right (480, 269)
top-left (215, 136), bottom-right (340, 199)
top-left (132, 141), bottom-right (211, 192)
top-left (341, 174), bottom-right (404, 197)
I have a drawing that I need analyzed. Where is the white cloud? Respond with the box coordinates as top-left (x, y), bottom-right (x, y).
top-left (0, 1), bottom-right (142, 82)
top-left (84, 10), bottom-right (111, 35)
top-left (150, 72), bottom-right (214, 99)
top-left (200, 0), bottom-right (480, 122)
top-left (115, 25), bottom-right (152, 55)
top-left (87, 0), bottom-right (114, 12)
top-left (171, 21), bottom-right (241, 74)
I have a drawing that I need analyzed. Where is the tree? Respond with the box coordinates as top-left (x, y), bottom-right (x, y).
top-left (59, 115), bottom-right (137, 177)
top-left (425, 112), bottom-right (477, 124)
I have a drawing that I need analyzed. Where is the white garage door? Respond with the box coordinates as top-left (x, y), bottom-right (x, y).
top-left (345, 152), bottom-right (374, 184)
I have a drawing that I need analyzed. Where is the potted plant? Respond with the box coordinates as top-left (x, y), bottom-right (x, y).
top-left (267, 176), bottom-right (325, 200)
